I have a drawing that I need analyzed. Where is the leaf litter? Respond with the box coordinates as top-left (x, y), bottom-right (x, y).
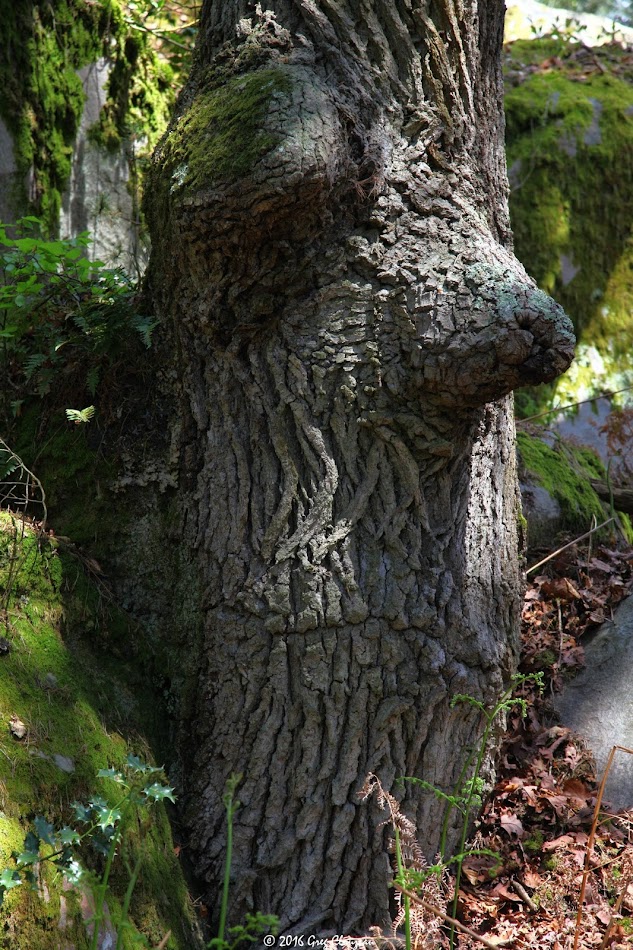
top-left (453, 543), bottom-right (633, 948)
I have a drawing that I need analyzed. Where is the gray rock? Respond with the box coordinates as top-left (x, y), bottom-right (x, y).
top-left (60, 61), bottom-right (148, 275)
top-left (555, 595), bottom-right (633, 810)
top-left (0, 118), bottom-right (18, 222)
top-left (520, 482), bottom-right (562, 546)
top-left (53, 754), bottom-right (75, 773)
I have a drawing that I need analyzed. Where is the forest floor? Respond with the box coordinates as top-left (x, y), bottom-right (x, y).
top-left (449, 538), bottom-right (633, 949)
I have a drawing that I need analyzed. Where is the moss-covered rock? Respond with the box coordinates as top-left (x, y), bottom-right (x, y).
top-left (505, 39), bottom-right (633, 411)
top-left (516, 430), bottom-right (632, 548)
top-left (0, 512), bottom-right (201, 948)
top-left (0, 0), bottom-right (175, 235)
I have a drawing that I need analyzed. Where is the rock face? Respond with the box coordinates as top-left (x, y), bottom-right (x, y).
top-left (59, 61), bottom-right (148, 275)
top-left (555, 595), bottom-right (633, 811)
top-left (0, 118), bottom-right (18, 222)
top-left (0, 60), bottom-right (144, 271)
top-left (520, 482), bottom-right (562, 547)
top-left (505, 31), bottom-right (633, 408)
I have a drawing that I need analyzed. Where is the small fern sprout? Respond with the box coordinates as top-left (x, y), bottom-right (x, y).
top-left (65, 406), bottom-right (96, 425)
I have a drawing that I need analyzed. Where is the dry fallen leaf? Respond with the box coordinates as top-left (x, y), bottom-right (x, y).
top-left (500, 812), bottom-right (524, 837)
top-left (9, 715), bottom-right (27, 740)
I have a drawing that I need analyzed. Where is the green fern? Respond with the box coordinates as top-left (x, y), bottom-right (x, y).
top-left (65, 406), bottom-right (96, 425)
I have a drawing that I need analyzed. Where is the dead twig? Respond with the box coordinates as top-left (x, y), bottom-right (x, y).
top-left (526, 518), bottom-right (615, 575)
top-left (518, 384), bottom-right (633, 424)
top-left (574, 745), bottom-right (633, 950)
top-left (512, 878), bottom-right (538, 912)
top-left (394, 885), bottom-right (515, 949)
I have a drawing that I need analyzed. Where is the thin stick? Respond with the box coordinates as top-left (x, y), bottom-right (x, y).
top-left (526, 518), bottom-right (614, 575)
top-left (598, 867), bottom-right (633, 950)
top-left (394, 886), bottom-right (515, 949)
top-left (518, 384), bottom-right (633, 424)
top-left (573, 744), bottom-right (633, 950)
top-left (512, 878), bottom-right (538, 912)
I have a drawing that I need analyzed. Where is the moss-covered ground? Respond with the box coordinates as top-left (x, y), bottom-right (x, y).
top-left (0, 512), bottom-right (200, 948)
top-left (505, 38), bottom-right (633, 414)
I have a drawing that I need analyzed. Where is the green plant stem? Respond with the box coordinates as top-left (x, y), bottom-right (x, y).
top-left (89, 794), bottom-right (135, 950)
top-left (116, 848), bottom-right (144, 950)
top-left (448, 683), bottom-right (521, 948)
top-left (217, 781), bottom-right (240, 946)
top-left (90, 830), bottom-right (121, 950)
top-left (449, 711), bottom-right (492, 949)
top-left (439, 747), bottom-right (474, 861)
top-left (394, 826), bottom-right (411, 950)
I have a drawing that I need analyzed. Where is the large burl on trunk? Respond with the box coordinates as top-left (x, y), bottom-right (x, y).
top-left (144, 0), bottom-right (574, 937)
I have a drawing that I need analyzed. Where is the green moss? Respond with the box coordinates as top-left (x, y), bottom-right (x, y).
top-left (0, 1), bottom-right (123, 232)
top-left (0, 513), bottom-right (199, 947)
top-left (524, 828), bottom-right (545, 853)
top-left (0, 1), bottom-right (174, 235)
top-left (517, 431), bottom-right (607, 532)
top-left (159, 67), bottom-right (291, 193)
top-left (88, 32), bottom-right (175, 157)
top-left (505, 41), bottom-right (633, 408)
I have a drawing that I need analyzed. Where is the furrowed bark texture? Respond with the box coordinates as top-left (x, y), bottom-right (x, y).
top-left (145, 0), bottom-right (575, 936)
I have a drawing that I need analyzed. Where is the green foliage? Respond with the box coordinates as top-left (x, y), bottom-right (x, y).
top-left (0, 511), bottom-right (198, 947)
top-left (397, 674), bottom-right (543, 950)
top-left (123, 0), bottom-right (198, 81)
top-left (529, 16), bottom-right (589, 49)
top-left (1, 755), bottom-right (175, 950)
top-left (505, 42), bottom-right (633, 408)
top-left (517, 431), bottom-right (608, 535)
top-left (66, 406), bottom-right (97, 425)
top-left (0, 217), bottom-right (156, 410)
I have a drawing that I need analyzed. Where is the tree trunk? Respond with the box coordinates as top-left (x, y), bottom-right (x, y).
top-left (144, 0), bottom-right (575, 936)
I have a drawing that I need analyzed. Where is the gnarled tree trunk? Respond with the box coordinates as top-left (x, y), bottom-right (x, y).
top-left (144, 0), bottom-right (574, 937)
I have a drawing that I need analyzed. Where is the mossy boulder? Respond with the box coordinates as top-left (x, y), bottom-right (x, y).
top-left (516, 430), bottom-right (620, 548)
top-left (505, 39), bottom-right (633, 410)
top-left (0, 0), bottom-right (174, 235)
top-left (0, 512), bottom-right (202, 948)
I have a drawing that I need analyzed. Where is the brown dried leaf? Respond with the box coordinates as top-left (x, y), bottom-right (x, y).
top-left (500, 813), bottom-right (524, 837)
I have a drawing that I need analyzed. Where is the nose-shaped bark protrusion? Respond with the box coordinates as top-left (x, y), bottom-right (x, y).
top-left (407, 261), bottom-right (576, 410)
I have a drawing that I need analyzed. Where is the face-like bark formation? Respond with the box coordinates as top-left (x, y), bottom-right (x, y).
top-left (145, 0), bottom-right (574, 936)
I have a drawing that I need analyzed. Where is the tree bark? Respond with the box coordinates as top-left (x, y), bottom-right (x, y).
top-left (144, 0), bottom-right (575, 937)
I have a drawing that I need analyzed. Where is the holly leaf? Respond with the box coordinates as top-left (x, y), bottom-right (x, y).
top-left (143, 783), bottom-right (176, 804)
top-left (0, 870), bottom-right (21, 891)
top-left (97, 767), bottom-right (125, 784)
top-left (34, 816), bottom-right (56, 847)
top-left (74, 802), bottom-right (93, 823)
top-left (58, 827), bottom-right (80, 846)
top-left (15, 850), bottom-right (39, 868)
